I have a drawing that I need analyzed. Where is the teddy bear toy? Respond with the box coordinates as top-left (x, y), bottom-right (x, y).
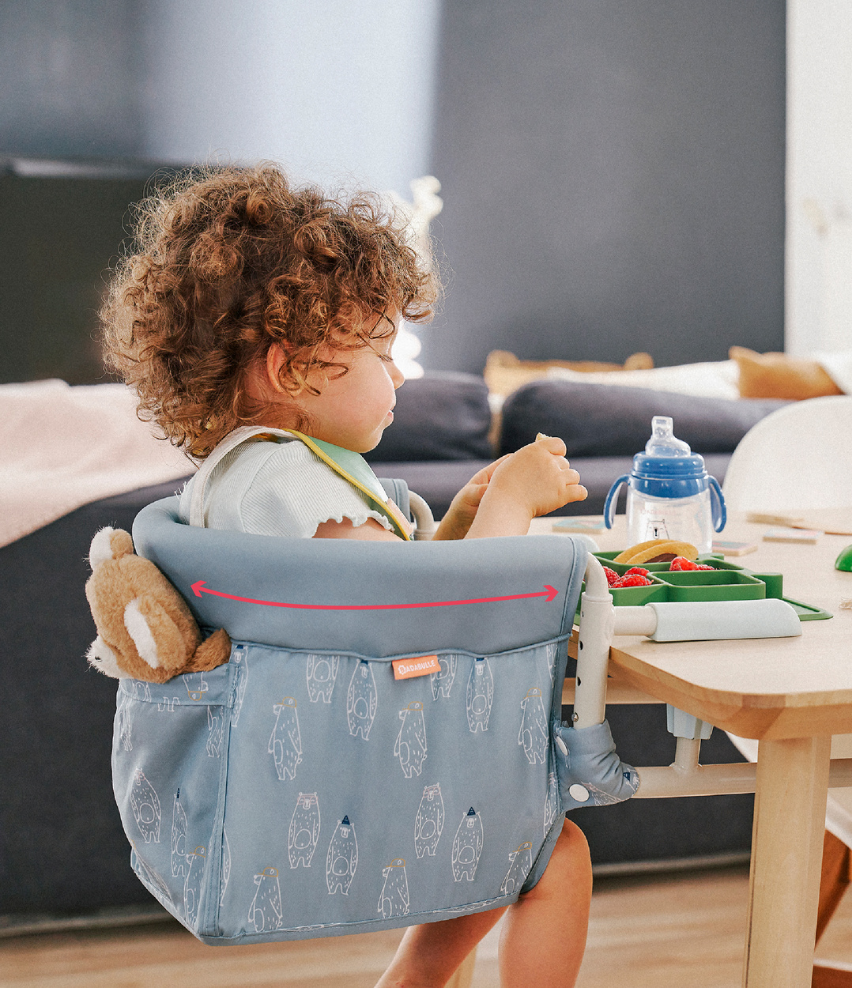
top-left (85, 526), bottom-right (231, 682)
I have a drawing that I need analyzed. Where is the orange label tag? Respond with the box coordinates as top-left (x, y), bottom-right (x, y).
top-left (392, 655), bottom-right (441, 680)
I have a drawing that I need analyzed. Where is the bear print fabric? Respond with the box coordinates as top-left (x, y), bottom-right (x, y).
top-left (112, 495), bottom-right (634, 944)
top-left (113, 638), bottom-right (577, 944)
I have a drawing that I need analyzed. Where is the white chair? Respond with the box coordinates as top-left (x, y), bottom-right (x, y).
top-left (722, 395), bottom-right (852, 514)
top-left (722, 395), bottom-right (852, 986)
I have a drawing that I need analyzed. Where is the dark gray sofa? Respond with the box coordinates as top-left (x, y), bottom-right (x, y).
top-left (0, 371), bottom-right (786, 925)
top-left (365, 372), bottom-right (786, 518)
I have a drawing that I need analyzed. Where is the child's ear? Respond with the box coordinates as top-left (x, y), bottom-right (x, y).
top-left (265, 344), bottom-right (291, 394)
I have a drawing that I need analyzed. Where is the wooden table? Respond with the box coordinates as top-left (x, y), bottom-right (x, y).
top-left (531, 513), bottom-right (852, 988)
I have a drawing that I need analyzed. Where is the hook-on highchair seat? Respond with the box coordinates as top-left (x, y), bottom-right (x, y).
top-left (103, 489), bottom-right (638, 945)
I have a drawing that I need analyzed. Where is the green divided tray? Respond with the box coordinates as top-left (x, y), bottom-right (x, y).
top-left (590, 551), bottom-right (832, 621)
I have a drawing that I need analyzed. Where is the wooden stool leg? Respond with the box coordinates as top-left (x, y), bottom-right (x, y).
top-left (812, 961), bottom-right (852, 987)
top-left (446, 947), bottom-right (477, 988)
top-left (817, 831), bottom-right (852, 944)
top-left (813, 831), bottom-right (852, 986)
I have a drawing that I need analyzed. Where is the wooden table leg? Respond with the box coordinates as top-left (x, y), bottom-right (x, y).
top-left (743, 735), bottom-right (831, 988)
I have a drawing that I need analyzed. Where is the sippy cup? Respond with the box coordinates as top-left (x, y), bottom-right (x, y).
top-left (603, 416), bottom-right (726, 554)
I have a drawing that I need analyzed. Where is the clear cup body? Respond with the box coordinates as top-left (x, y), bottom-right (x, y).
top-left (625, 488), bottom-right (714, 554)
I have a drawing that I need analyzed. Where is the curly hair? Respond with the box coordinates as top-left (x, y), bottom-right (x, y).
top-left (101, 163), bottom-right (439, 457)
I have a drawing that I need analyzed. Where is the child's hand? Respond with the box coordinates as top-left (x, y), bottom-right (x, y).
top-left (466, 436), bottom-right (587, 538)
top-left (491, 436), bottom-right (587, 516)
top-left (432, 456), bottom-right (511, 541)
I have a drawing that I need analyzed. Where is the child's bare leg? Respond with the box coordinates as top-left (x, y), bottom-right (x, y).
top-left (498, 818), bottom-right (592, 988)
top-left (375, 907), bottom-right (506, 988)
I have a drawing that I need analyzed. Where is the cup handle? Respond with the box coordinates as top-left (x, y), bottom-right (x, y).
top-left (709, 476), bottom-right (727, 532)
top-left (603, 475), bottom-right (629, 529)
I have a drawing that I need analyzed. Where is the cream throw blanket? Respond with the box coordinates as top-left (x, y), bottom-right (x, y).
top-left (0, 380), bottom-right (194, 549)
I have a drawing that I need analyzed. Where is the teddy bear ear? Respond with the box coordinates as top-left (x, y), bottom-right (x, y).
top-left (89, 527), bottom-right (134, 569)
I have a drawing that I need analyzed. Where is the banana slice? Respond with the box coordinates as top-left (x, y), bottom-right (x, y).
top-left (614, 539), bottom-right (699, 565)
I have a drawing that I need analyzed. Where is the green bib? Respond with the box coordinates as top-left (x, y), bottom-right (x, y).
top-left (282, 430), bottom-right (412, 540)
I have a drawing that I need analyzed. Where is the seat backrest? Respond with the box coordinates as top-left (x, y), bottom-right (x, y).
top-left (117, 497), bottom-right (590, 945)
top-left (132, 497), bottom-right (585, 657)
top-left (722, 395), bottom-right (852, 514)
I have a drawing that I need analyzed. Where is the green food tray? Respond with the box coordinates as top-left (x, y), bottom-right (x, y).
top-left (587, 551), bottom-right (832, 620)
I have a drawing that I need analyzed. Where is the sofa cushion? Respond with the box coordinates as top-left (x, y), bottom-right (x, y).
top-left (365, 372), bottom-right (494, 463)
top-left (499, 380), bottom-right (788, 458)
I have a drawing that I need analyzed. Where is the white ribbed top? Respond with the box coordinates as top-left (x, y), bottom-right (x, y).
top-left (178, 434), bottom-right (393, 538)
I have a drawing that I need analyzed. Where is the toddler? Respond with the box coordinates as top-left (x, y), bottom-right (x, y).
top-left (102, 164), bottom-right (592, 987)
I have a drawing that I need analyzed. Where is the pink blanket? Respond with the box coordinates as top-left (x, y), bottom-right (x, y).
top-left (0, 380), bottom-right (195, 549)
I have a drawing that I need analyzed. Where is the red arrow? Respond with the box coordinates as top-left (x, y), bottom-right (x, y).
top-left (190, 581), bottom-right (558, 611)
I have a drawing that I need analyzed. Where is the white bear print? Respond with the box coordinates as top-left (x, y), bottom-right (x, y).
top-left (269, 697), bottom-right (302, 781)
top-left (207, 705), bottom-right (225, 758)
top-left (347, 661), bottom-right (378, 740)
top-left (326, 815), bottom-right (358, 895)
top-left (414, 784), bottom-right (444, 858)
top-left (500, 840), bottom-right (534, 895)
top-left (117, 689), bottom-right (134, 751)
top-left (430, 654), bottom-right (457, 700)
top-left (452, 807), bottom-right (484, 881)
top-left (378, 858), bottom-right (410, 919)
top-left (184, 845), bottom-right (206, 927)
top-left (220, 830), bottom-right (231, 907)
top-left (395, 701), bottom-right (427, 778)
top-left (466, 658), bottom-right (494, 733)
top-left (544, 641), bottom-right (558, 685)
top-left (132, 681), bottom-right (152, 702)
top-left (519, 687), bottom-right (548, 764)
top-left (130, 770), bottom-right (161, 843)
top-left (306, 653), bottom-right (340, 703)
top-left (248, 866), bottom-right (283, 933)
top-left (288, 792), bottom-right (321, 868)
top-left (183, 673), bottom-right (208, 702)
top-left (231, 646), bottom-right (248, 725)
top-left (544, 771), bottom-right (559, 836)
top-left (171, 789), bottom-right (188, 877)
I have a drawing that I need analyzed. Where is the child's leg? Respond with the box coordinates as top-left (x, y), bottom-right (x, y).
top-left (375, 818), bottom-right (591, 988)
top-left (375, 907), bottom-right (506, 988)
top-left (498, 818), bottom-right (592, 988)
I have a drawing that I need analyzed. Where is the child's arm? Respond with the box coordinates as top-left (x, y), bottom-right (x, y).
top-left (313, 437), bottom-right (585, 542)
top-left (463, 436), bottom-right (586, 539)
top-left (430, 455), bottom-right (511, 541)
top-left (313, 517), bottom-right (404, 540)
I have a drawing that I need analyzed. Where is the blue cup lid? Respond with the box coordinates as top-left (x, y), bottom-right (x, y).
top-left (629, 416), bottom-right (709, 497)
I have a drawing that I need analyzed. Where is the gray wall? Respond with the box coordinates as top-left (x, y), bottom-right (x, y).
top-left (1, 1), bottom-right (786, 381)
top-left (0, 1), bottom-right (144, 159)
top-left (422, 0), bottom-right (786, 374)
top-left (0, 0), bottom-right (441, 384)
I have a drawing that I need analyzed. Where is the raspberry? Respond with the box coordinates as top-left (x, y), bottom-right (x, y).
top-left (613, 574), bottom-right (653, 588)
top-left (603, 566), bottom-right (620, 587)
top-left (670, 556), bottom-right (699, 571)
top-left (624, 567), bottom-right (651, 577)
top-left (696, 563), bottom-right (715, 571)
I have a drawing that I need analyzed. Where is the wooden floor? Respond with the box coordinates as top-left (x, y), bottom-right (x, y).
top-left (5, 864), bottom-right (852, 987)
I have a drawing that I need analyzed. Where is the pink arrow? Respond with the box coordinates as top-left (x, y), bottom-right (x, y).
top-left (190, 581), bottom-right (559, 611)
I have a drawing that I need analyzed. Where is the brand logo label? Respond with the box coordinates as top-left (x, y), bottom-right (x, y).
top-left (392, 655), bottom-right (442, 680)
